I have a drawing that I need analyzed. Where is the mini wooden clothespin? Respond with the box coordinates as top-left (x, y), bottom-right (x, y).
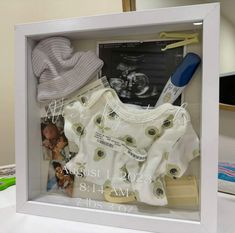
top-left (160, 32), bottom-right (199, 51)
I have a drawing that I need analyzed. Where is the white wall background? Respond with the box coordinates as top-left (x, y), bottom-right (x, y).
top-left (136, 0), bottom-right (208, 8)
top-left (0, 0), bottom-right (122, 166)
top-left (219, 16), bottom-right (235, 162)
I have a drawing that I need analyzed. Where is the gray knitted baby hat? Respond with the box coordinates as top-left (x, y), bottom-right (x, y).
top-left (32, 37), bottom-right (103, 102)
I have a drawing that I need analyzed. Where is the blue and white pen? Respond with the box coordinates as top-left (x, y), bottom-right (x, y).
top-left (155, 53), bottom-right (201, 107)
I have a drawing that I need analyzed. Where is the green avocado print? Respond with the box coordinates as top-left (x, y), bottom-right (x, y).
top-left (72, 123), bottom-right (86, 137)
top-left (94, 114), bottom-right (104, 128)
top-left (94, 114), bottom-right (103, 124)
top-left (94, 147), bottom-right (106, 161)
top-left (166, 164), bottom-right (181, 178)
top-left (145, 126), bottom-right (161, 139)
top-left (93, 114), bottom-right (111, 132)
top-left (122, 135), bottom-right (136, 147)
top-left (162, 114), bottom-right (174, 129)
top-left (79, 96), bottom-right (88, 105)
top-left (153, 180), bottom-right (165, 199)
top-left (107, 110), bottom-right (118, 120)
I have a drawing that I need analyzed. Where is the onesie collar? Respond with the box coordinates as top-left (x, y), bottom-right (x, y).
top-left (88, 88), bottom-right (179, 123)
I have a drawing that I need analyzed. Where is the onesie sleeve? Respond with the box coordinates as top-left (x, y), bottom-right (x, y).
top-left (133, 108), bottom-right (199, 206)
top-left (165, 122), bottom-right (200, 179)
top-left (63, 101), bottom-right (85, 144)
top-left (63, 101), bottom-right (86, 172)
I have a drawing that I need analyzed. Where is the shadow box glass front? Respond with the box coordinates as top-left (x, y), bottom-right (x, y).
top-left (15, 3), bottom-right (219, 233)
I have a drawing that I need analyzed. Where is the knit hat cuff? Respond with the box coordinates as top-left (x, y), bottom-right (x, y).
top-left (37, 51), bottom-right (103, 102)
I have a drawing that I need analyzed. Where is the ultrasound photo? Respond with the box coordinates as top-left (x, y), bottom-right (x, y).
top-left (98, 40), bottom-right (184, 106)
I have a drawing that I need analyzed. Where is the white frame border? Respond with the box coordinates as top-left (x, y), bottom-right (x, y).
top-left (15, 3), bottom-right (220, 233)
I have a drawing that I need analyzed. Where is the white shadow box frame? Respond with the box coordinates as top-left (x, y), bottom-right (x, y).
top-left (15, 3), bottom-right (219, 233)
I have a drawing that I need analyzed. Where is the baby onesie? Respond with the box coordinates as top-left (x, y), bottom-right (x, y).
top-left (63, 88), bottom-right (199, 206)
